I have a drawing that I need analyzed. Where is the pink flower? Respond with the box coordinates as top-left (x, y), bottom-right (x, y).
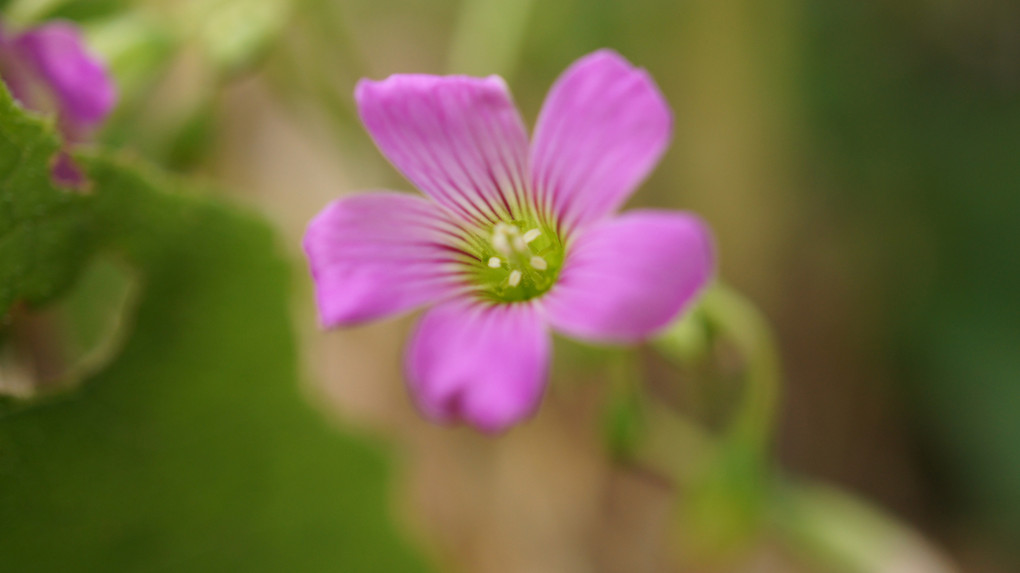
top-left (0, 20), bottom-right (117, 186)
top-left (304, 50), bottom-right (715, 432)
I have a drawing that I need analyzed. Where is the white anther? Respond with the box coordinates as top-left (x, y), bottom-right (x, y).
top-left (508, 270), bottom-right (522, 287)
top-left (523, 229), bottom-right (541, 243)
top-left (512, 236), bottom-right (528, 252)
top-left (530, 256), bottom-right (548, 271)
top-left (487, 257), bottom-right (502, 268)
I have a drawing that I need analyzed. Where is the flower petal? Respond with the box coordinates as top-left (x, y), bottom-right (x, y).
top-left (10, 22), bottom-right (116, 136)
top-left (407, 300), bottom-right (549, 432)
top-left (303, 192), bottom-right (471, 327)
top-left (355, 74), bottom-right (530, 228)
top-left (530, 50), bottom-right (672, 233)
top-left (544, 211), bottom-right (714, 342)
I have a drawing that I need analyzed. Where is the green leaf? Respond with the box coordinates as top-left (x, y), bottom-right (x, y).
top-left (0, 96), bottom-right (96, 311)
top-left (771, 481), bottom-right (955, 573)
top-left (0, 86), bottom-right (432, 571)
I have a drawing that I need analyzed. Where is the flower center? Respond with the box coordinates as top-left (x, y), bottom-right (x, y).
top-left (468, 220), bottom-right (564, 303)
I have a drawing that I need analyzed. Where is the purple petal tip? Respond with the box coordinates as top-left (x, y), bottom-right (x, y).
top-left (4, 20), bottom-right (117, 134)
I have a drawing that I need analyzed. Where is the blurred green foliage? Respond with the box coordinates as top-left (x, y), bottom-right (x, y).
top-left (803, 0), bottom-right (1020, 552)
top-left (0, 86), bottom-right (432, 571)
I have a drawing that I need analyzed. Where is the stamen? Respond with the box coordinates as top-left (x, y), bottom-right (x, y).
top-left (477, 221), bottom-right (561, 300)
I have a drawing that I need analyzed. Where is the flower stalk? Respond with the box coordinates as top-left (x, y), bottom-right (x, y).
top-left (646, 284), bottom-right (956, 571)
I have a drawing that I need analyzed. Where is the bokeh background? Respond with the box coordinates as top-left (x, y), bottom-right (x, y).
top-left (2, 0), bottom-right (1018, 571)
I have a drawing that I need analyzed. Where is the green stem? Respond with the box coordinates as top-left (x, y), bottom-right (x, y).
top-left (644, 284), bottom-right (955, 571)
top-left (652, 283), bottom-right (782, 459)
top-left (701, 284), bottom-right (782, 459)
top-left (639, 284), bottom-right (781, 563)
top-left (601, 349), bottom-right (647, 462)
top-left (649, 283), bottom-right (782, 491)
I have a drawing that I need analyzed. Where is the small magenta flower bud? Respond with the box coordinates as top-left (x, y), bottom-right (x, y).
top-left (0, 20), bottom-right (117, 187)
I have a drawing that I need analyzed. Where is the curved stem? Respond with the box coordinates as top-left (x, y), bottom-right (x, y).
top-left (643, 284), bottom-right (956, 571)
top-left (630, 284), bottom-right (783, 564)
top-left (649, 283), bottom-right (782, 486)
top-left (700, 284), bottom-right (782, 460)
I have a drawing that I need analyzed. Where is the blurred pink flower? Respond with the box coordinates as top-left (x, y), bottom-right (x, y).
top-left (305, 50), bottom-right (714, 432)
top-left (0, 20), bottom-right (117, 186)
